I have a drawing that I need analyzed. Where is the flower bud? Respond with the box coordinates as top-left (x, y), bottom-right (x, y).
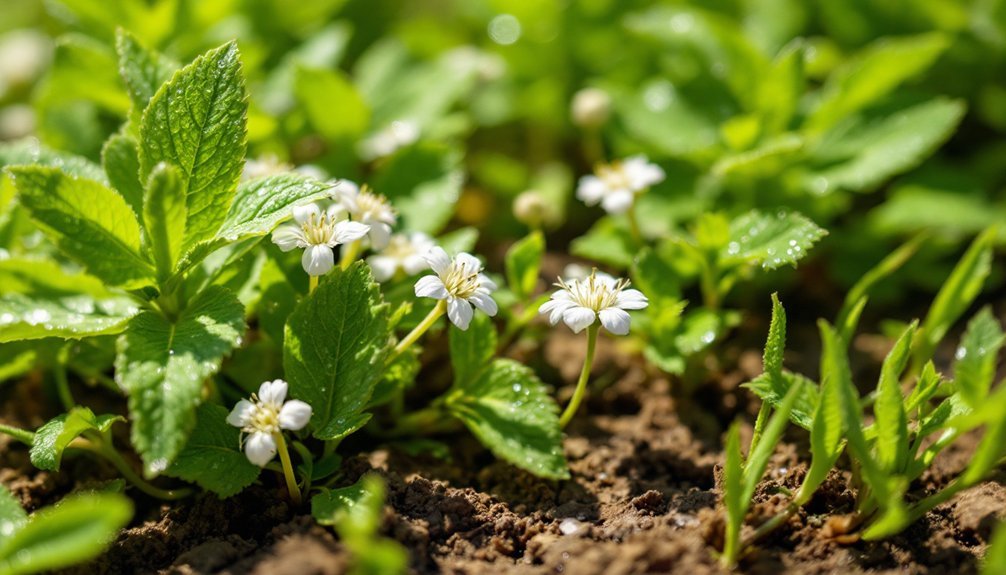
top-left (571, 87), bottom-right (611, 129)
top-left (513, 190), bottom-right (557, 228)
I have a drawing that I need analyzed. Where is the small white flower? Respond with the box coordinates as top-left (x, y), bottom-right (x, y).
top-left (227, 380), bottom-right (312, 467)
top-left (241, 154), bottom-right (292, 181)
top-left (571, 87), bottom-right (611, 129)
top-left (271, 202), bottom-right (370, 276)
top-left (539, 271), bottom-right (648, 335)
top-left (333, 182), bottom-right (397, 250)
top-left (358, 120), bottom-right (420, 160)
top-left (367, 232), bottom-right (436, 282)
top-left (414, 247), bottom-right (498, 330)
top-left (576, 156), bottom-right (665, 215)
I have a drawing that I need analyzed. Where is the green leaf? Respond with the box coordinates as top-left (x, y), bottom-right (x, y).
top-left (570, 218), bottom-right (636, 269)
top-left (919, 226), bottom-right (997, 361)
top-left (295, 66), bottom-right (370, 139)
top-left (0, 139), bottom-right (107, 183)
top-left (311, 477), bottom-right (371, 528)
top-left (953, 308), bottom-right (1005, 409)
top-left (721, 210), bottom-right (827, 271)
top-left (284, 262), bottom-right (390, 440)
top-left (143, 163), bottom-right (187, 282)
top-left (0, 259), bottom-right (139, 343)
top-left (504, 231), bottom-right (544, 299)
top-left (763, 293), bottom-right (786, 378)
top-left (446, 359), bottom-right (569, 479)
top-left (983, 522), bottom-right (1006, 575)
top-left (742, 381), bottom-right (802, 504)
top-left (0, 492), bottom-right (132, 575)
top-left (805, 33), bottom-right (949, 133)
top-left (757, 39), bottom-right (804, 135)
top-left (0, 485), bottom-right (27, 543)
top-left (7, 166), bottom-right (155, 289)
top-left (216, 174), bottom-right (334, 242)
top-left (30, 407), bottom-right (123, 471)
top-left (631, 247), bottom-right (682, 302)
top-left (116, 286), bottom-right (246, 475)
top-left (449, 314), bottom-right (496, 386)
top-left (743, 371), bottom-right (819, 430)
top-left (139, 41), bottom-right (248, 253)
top-left (371, 144), bottom-right (462, 236)
top-left (164, 403), bottom-right (260, 497)
top-left (795, 325), bottom-right (845, 506)
top-left (723, 421), bottom-right (744, 565)
top-left (101, 133), bottom-right (144, 216)
top-left (115, 29), bottom-right (177, 119)
top-left (36, 34), bottom-right (130, 115)
top-left (873, 322), bottom-right (915, 473)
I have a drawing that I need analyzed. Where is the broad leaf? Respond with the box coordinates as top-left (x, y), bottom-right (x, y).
top-left (311, 477), bottom-right (371, 528)
top-left (446, 359), bottom-right (569, 479)
top-left (0, 492), bottom-right (132, 575)
top-left (743, 371), bottom-right (819, 430)
top-left (116, 286), bottom-right (245, 475)
top-left (165, 403), bottom-right (260, 497)
top-left (953, 308), bottom-right (1005, 409)
top-left (504, 231), bottom-right (544, 299)
top-left (101, 133), bottom-right (144, 215)
top-left (570, 218), bottom-right (636, 269)
top-left (0, 139), bottom-right (107, 183)
top-left (217, 174), bottom-right (334, 241)
top-left (295, 66), bottom-right (370, 139)
top-left (139, 41), bottom-right (247, 253)
top-left (0, 485), bottom-right (26, 543)
top-left (30, 407), bottom-right (122, 471)
top-left (721, 210), bottom-right (827, 270)
top-left (449, 313), bottom-right (496, 385)
top-left (8, 166), bottom-right (155, 289)
top-left (284, 262), bottom-right (391, 440)
top-left (143, 163), bottom-right (187, 281)
top-left (0, 259), bottom-right (139, 343)
top-left (115, 30), bottom-right (177, 119)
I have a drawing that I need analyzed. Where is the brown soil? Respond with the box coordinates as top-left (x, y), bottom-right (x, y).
top-left (2, 328), bottom-right (1004, 575)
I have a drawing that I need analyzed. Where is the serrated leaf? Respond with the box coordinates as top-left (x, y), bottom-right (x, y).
top-left (873, 322), bottom-right (915, 473)
top-left (116, 286), bottom-right (245, 475)
top-left (311, 478), bottom-right (371, 528)
top-left (30, 407), bottom-right (123, 471)
top-left (722, 210), bottom-right (827, 270)
top-left (805, 33), bottom-right (949, 133)
top-left (0, 259), bottom-right (139, 343)
top-left (371, 144), bottom-right (462, 235)
top-left (504, 231), bottom-right (544, 299)
top-left (295, 66), bottom-right (370, 139)
top-left (743, 371), bottom-right (819, 430)
top-left (953, 308), bottom-right (1005, 409)
top-left (0, 492), bottom-right (132, 575)
top-left (284, 262), bottom-right (390, 440)
top-left (0, 139), bottom-right (107, 183)
top-left (7, 166), bottom-right (155, 289)
top-left (631, 247), bottom-right (682, 302)
top-left (217, 174), bottom-right (334, 241)
top-left (763, 293), bottom-right (786, 377)
top-left (115, 30), bottom-right (177, 120)
top-left (139, 41), bottom-right (247, 253)
top-left (143, 163), bottom-right (187, 282)
top-left (757, 39), bottom-right (804, 135)
top-left (449, 314), bottom-right (496, 386)
top-left (101, 133), bottom-right (144, 216)
top-left (0, 485), bottom-right (27, 543)
top-left (446, 359), bottom-right (569, 479)
top-left (164, 403), bottom-right (260, 497)
top-left (919, 226), bottom-right (996, 361)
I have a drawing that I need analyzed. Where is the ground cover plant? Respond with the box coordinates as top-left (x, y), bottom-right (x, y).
top-left (2, 0), bottom-right (1006, 573)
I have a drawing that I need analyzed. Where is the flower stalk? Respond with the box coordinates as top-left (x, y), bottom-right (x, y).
top-left (559, 323), bottom-right (599, 428)
top-left (273, 431), bottom-right (301, 505)
top-left (389, 300), bottom-right (446, 363)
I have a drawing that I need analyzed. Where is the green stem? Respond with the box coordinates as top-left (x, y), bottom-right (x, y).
top-left (339, 239), bottom-right (362, 270)
top-left (0, 423), bottom-right (35, 445)
top-left (583, 128), bottom-right (604, 167)
top-left (559, 324), bottom-right (599, 429)
top-left (377, 403), bottom-right (459, 437)
top-left (309, 275), bottom-right (319, 294)
top-left (700, 260), bottom-right (720, 311)
top-left (274, 432), bottom-right (302, 506)
top-left (388, 300), bottom-right (446, 364)
top-left (82, 439), bottom-right (191, 500)
top-left (53, 360), bottom-right (75, 412)
top-left (626, 201), bottom-right (643, 246)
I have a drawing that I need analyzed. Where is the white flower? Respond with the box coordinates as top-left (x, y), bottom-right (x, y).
top-left (571, 87), bottom-right (611, 128)
top-left (333, 181), bottom-right (397, 250)
top-left (367, 232), bottom-right (436, 282)
top-left (358, 120), bottom-right (420, 160)
top-left (414, 247), bottom-right (498, 330)
top-left (271, 202), bottom-right (370, 276)
top-left (539, 271), bottom-right (648, 335)
top-left (241, 154), bottom-right (292, 181)
top-left (227, 380), bottom-right (312, 467)
top-left (576, 156), bottom-right (665, 215)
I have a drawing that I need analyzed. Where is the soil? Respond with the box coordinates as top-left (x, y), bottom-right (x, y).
top-left (2, 324), bottom-right (1004, 575)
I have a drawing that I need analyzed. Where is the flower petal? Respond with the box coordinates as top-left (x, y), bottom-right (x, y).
top-left (368, 255), bottom-right (398, 282)
top-left (332, 221), bottom-right (370, 245)
top-left (424, 246), bottom-right (451, 275)
top-left (403, 254), bottom-right (428, 275)
top-left (601, 189), bottom-right (634, 214)
top-left (258, 379), bottom-right (288, 405)
top-left (226, 400), bottom-right (255, 428)
top-left (599, 307), bottom-right (631, 335)
top-left (271, 225), bottom-right (305, 252)
top-left (302, 244), bottom-right (335, 276)
top-left (326, 203), bottom-right (348, 223)
top-left (576, 176), bottom-right (606, 205)
top-left (562, 306), bottom-right (597, 333)
top-left (447, 298), bottom-right (474, 330)
top-left (244, 432), bottom-right (277, 467)
top-left (293, 203), bottom-right (321, 225)
top-left (477, 274), bottom-right (497, 293)
top-left (540, 298), bottom-right (575, 326)
top-left (368, 221), bottom-right (392, 250)
top-left (469, 291), bottom-right (498, 316)
top-left (415, 275), bottom-right (448, 299)
top-left (455, 252), bottom-right (481, 273)
top-left (616, 289), bottom-right (649, 310)
top-left (334, 179), bottom-right (359, 200)
top-left (279, 400), bottom-right (313, 431)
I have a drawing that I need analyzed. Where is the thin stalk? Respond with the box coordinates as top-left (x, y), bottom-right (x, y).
top-left (388, 300), bottom-right (446, 363)
top-left (377, 404), bottom-right (457, 437)
top-left (700, 260), bottom-right (720, 311)
top-left (81, 439), bottom-right (191, 500)
top-left (309, 275), bottom-right (319, 294)
top-left (339, 239), bottom-right (362, 270)
top-left (54, 347), bottom-right (74, 411)
top-left (626, 201), bottom-right (643, 246)
top-left (583, 128), bottom-right (604, 167)
top-left (748, 402), bottom-right (772, 461)
top-left (274, 432), bottom-right (302, 506)
top-left (0, 423), bottom-right (35, 445)
top-left (559, 323), bottom-right (600, 429)
top-left (741, 502), bottom-right (799, 549)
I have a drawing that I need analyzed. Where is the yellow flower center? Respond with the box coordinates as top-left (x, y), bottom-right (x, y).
top-left (301, 213), bottom-right (338, 246)
top-left (247, 397), bottom-right (281, 434)
top-left (596, 161), bottom-right (631, 190)
top-left (558, 271), bottom-right (628, 312)
top-left (354, 186), bottom-right (395, 221)
top-left (442, 262), bottom-right (482, 299)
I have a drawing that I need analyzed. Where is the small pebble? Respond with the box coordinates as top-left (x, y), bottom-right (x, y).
top-left (559, 518), bottom-right (582, 535)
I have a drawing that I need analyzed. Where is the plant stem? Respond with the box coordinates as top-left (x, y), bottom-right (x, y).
top-left (54, 347), bottom-right (74, 411)
top-left (273, 432), bottom-right (302, 506)
top-left (377, 403), bottom-right (460, 437)
top-left (748, 402), bottom-right (772, 461)
top-left (309, 275), bottom-right (319, 294)
top-left (626, 201), bottom-right (643, 246)
top-left (81, 439), bottom-right (191, 500)
top-left (339, 239), bottom-right (362, 270)
top-left (741, 502), bottom-right (799, 549)
top-left (700, 260), bottom-right (720, 311)
top-left (559, 323), bottom-right (600, 429)
top-left (583, 128), bottom-right (604, 167)
top-left (0, 423), bottom-right (35, 445)
top-left (388, 300), bottom-right (446, 363)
